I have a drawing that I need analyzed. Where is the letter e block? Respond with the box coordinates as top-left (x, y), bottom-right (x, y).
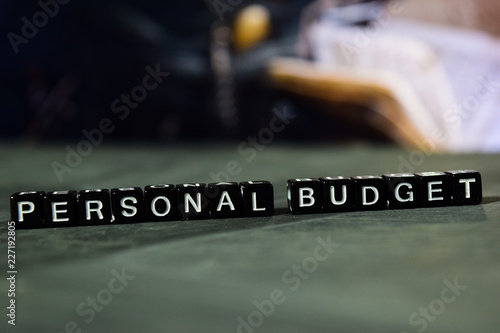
top-left (415, 172), bottom-right (452, 207)
top-left (44, 191), bottom-right (78, 227)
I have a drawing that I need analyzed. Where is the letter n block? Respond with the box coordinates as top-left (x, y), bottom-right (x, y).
top-left (78, 189), bottom-right (112, 225)
top-left (44, 191), bottom-right (79, 227)
top-left (352, 176), bottom-right (388, 211)
top-left (10, 191), bottom-right (45, 229)
top-left (287, 178), bottom-right (322, 214)
top-left (445, 170), bottom-right (482, 205)
top-left (382, 173), bottom-right (419, 209)
top-left (176, 183), bottom-right (210, 220)
top-left (144, 185), bottom-right (178, 222)
top-left (415, 172), bottom-right (452, 207)
top-left (240, 181), bottom-right (274, 217)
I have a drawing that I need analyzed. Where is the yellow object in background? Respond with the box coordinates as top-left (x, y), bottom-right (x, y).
top-left (233, 5), bottom-right (271, 52)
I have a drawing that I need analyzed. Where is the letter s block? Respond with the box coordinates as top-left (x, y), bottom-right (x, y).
top-left (10, 191), bottom-right (45, 229)
top-left (287, 178), bottom-right (322, 214)
top-left (111, 187), bottom-right (145, 223)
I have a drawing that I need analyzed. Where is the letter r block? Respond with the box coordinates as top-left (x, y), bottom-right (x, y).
top-left (415, 172), bottom-right (452, 207)
top-left (78, 189), bottom-right (112, 225)
top-left (144, 185), bottom-right (177, 222)
top-left (10, 191), bottom-right (45, 229)
top-left (352, 176), bottom-right (387, 211)
top-left (240, 181), bottom-right (274, 217)
top-left (287, 178), bottom-right (322, 214)
top-left (382, 173), bottom-right (419, 209)
top-left (445, 170), bottom-right (482, 205)
top-left (44, 191), bottom-right (78, 227)
top-left (320, 177), bottom-right (354, 212)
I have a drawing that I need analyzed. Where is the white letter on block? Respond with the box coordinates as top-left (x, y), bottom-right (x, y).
top-left (299, 188), bottom-right (315, 207)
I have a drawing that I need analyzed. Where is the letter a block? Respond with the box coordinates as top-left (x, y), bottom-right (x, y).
top-left (415, 172), bottom-right (452, 207)
top-left (144, 185), bottom-right (177, 222)
top-left (352, 176), bottom-right (387, 211)
top-left (176, 184), bottom-right (210, 220)
top-left (78, 189), bottom-right (112, 225)
top-left (240, 181), bottom-right (274, 217)
top-left (287, 178), bottom-right (322, 214)
top-left (208, 182), bottom-right (243, 218)
top-left (320, 177), bottom-right (355, 212)
top-left (382, 173), bottom-right (419, 209)
top-left (111, 187), bottom-right (145, 223)
top-left (44, 191), bottom-right (79, 227)
top-left (445, 170), bottom-right (482, 205)
top-left (10, 191), bottom-right (45, 229)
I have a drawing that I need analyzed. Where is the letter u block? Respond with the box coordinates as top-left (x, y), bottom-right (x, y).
top-left (287, 178), bottom-right (322, 214)
top-left (320, 177), bottom-right (355, 212)
top-left (352, 176), bottom-right (388, 211)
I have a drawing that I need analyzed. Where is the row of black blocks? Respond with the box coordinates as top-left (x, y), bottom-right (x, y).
top-left (287, 170), bottom-right (482, 214)
top-left (10, 181), bottom-right (274, 229)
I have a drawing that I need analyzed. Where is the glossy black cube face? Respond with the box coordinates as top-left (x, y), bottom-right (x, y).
top-left (208, 182), bottom-right (243, 218)
top-left (44, 191), bottom-right (78, 228)
top-left (287, 178), bottom-right (322, 214)
top-left (176, 183), bottom-right (210, 220)
top-left (383, 173), bottom-right (420, 209)
top-left (10, 191), bottom-right (45, 229)
top-left (446, 170), bottom-right (482, 205)
top-left (110, 187), bottom-right (145, 223)
top-left (320, 177), bottom-right (355, 213)
top-left (415, 172), bottom-right (452, 207)
top-left (352, 176), bottom-right (388, 211)
top-left (240, 181), bottom-right (274, 217)
top-left (144, 185), bottom-right (178, 222)
top-left (78, 189), bottom-right (112, 225)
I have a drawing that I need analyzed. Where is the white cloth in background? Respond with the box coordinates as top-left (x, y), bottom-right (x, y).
top-left (306, 15), bottom-right (500, 152)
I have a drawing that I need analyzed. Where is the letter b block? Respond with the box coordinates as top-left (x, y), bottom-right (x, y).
top-left (10, 191), bottom-right (45, 229)
top-left (176, 183), bottom-right (210, 220)
top-left (415, 172), bottom-right (452, 207)
top-left (445, 170), bottom-right (482, 205)
top-left (144, 185), bottom-right (177, 222)
top-left (208, 182), bottom-right (243, 218)
top-left (78, 189), bottom-right (112, 225)
top-left (352, 176), bottom-right (387, 211)
top-left (287, 178), bottom-right (322, 214)
top-left (111, 187), bottom-right (145, 223)
top-left (382, 173), bottom-right (419, 209)
top-left (240, 181), bottom-right (274, 217)
top-left (44, 191), bottom-right (79, 227)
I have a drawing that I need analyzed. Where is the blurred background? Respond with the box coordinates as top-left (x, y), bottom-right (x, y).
top-left (1, 0), bottom-right (500, 151)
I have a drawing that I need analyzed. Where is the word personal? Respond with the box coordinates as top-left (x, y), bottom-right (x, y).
top-left (10, 182), bottom-right (273, 229)
top-left (287, 170), bottom-right (482, 214)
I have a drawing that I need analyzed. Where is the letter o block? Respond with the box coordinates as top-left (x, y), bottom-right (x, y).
top-left (144, 185), bottom-right (177, 222)
top-left (287, 178), bottom-right (322, 214)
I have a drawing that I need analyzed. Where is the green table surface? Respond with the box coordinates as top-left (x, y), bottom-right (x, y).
top-left (1, 143), bottom-right (499, 333)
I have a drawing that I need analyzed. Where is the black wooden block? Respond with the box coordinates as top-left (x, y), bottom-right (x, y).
top-left (144, 184), bottom-right (178, 221)
top-left (287, 178), bottom-right (322, 214)
top-left (446, 170), bottom-right (482, 205)
top-left (208, 182), bottom-right (243, 218)
top-left (240, 181), bottom-right (274, 217)
top-left (320, 176), bottom-right (355, 212)
top-left (44, 191), bottom-right (78, 227)
top-left (382, 173), bottom-right (420, 209)
top-left (10, 191), bottom-right (45, 229)
top-left (352, 176), bottom-right (388, 211)
top-left (415, 172), bottom-right (452, 207)
top-left (78, 189), bottom-right (112, 225)
top-left (110, 187), bottom-right (145, 223)
top-left (176, 183), bottom-right (210, 220)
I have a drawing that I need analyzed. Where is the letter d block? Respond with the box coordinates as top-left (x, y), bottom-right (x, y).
top-left (415, 172), bottom-right (452, 207)
top-left (176, 184), bottom-right (210, 220)
top-left (287, 178), bottom-right (322, 214)
top-left (78, 189), bottom-right (112, 225)
top-left (445, 170), bottom-right (482, 205)
top-left (240, 181), bottom-right (274, 217)
top-left (144, 185), bottom-right (178, 222)
top-left (10, 191), bottom-right (45, 229)
top-left (111, 187), bottom-right (145, 223)
top-left (320, 177), bottom-right (354, 212)
top-left (352, 176), bottom-right (388, 211)
top-left (382, 173), bottom-right (420, 209)
top-left (208, 182), bottom-right (243, 218)
top-left (44, 191), bottom-right (78, 227)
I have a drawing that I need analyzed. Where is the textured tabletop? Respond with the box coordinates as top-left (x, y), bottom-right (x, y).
top-left (1, 143), bottom-right (499, 333)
